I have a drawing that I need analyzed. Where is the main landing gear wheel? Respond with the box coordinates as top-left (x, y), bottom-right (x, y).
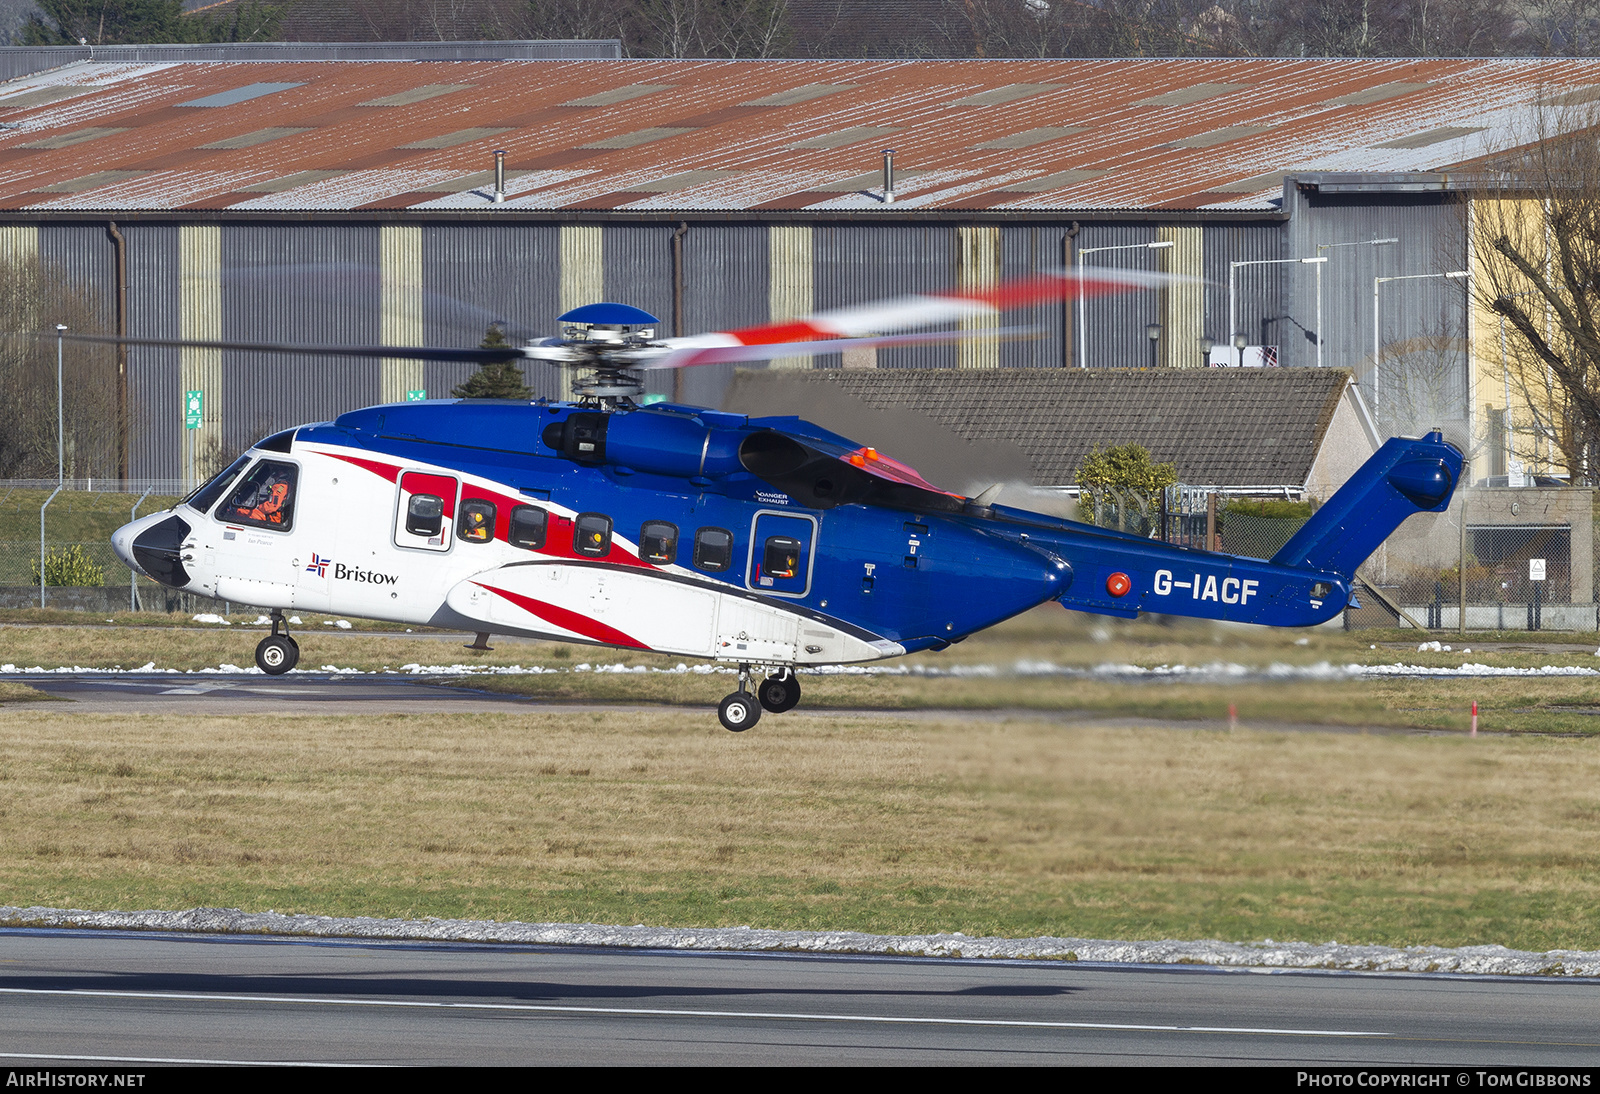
top-left (758, 669), bottom-right (801, 713)
top-left (255, 634), bottom-right (299, 675)
top-left (718, 692), bottom-right (761, 732)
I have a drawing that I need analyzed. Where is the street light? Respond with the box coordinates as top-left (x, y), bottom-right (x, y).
top-left (1373, 270), bottom-right (1470, 408)
top-left (1076, 239), bottom-right (1173, 369)
top-left (54, 324), bottom-right (65, 486)
top-left (1199, 334), bottom-right (1215, 368)
top-left (1228, 257), bottom-right (1326, 367)
top-left (1314, 238), bottom-right (1398, 369)
top-left (1145, 322), bottom-right (1161, 369)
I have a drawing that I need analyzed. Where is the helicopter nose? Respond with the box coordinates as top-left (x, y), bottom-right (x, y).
top-left (121, 514), bottom-right (192, 589)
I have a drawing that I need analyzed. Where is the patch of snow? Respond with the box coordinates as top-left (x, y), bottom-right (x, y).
top-left (191, 613), bottom-right (230, 625)
top-left (1, 904), bottom-right (1595, 976)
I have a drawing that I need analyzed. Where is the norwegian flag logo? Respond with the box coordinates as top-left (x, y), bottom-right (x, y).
top-left (306, 553), bottom-right (332, 577)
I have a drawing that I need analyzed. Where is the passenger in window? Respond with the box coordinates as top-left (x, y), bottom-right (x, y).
top-left (462, 508), bottom-right (491, 542)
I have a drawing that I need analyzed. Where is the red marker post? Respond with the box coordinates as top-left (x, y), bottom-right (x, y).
top-left (1228, 703), bottom-right (1238, 732)
top-left (1471, 700), bottom-right (1478, 738)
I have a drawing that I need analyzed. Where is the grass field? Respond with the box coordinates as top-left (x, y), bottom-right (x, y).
top-left (6, 610), bottom-right (1600, 950)
top-left (2, 706), bottom-right (1600, 951)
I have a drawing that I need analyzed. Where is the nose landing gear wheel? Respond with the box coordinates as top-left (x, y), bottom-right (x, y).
top-left (255, 634), bottom-right (299, 675)
top-left (718, 692), bottom-right (760, 732)
top-left (757, 670), bottom-right (801, 713)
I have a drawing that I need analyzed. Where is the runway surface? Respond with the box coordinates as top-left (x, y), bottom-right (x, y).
top-left (6, 671), bottom-right (554, 715)
top-left (3, 673), bottom-right (1411, 736)
top-left (0, 929), bottom-right (1596, 1065)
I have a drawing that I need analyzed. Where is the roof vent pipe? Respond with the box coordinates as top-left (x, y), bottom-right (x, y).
top-left (882, 148), bottom-right (895, 204)
top-left (492, 149), bottom-right (506, 204)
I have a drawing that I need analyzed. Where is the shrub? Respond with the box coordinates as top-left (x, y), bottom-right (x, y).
top-left (31, 545), bottom-right (104, 587)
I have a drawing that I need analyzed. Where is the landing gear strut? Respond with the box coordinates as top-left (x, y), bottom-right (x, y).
top-left (718, 663), bottom-right (760, 732)
top-left (758, 667), bottom-right (801, 713)
top-left (254, 609), bottom-right (299, 675)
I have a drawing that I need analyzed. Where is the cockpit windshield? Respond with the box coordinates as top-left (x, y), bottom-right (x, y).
top-left (183, 454), bottom-right (252, 516)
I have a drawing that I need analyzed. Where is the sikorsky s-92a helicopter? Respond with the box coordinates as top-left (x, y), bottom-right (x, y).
top-left (107, 269), bottom-right (1460, 731)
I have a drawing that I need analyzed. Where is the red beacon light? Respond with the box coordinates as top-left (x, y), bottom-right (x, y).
top-left (1105, 572), bottom-right (1132, 597)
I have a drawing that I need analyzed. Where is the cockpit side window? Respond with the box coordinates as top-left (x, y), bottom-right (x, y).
top-left (187, 454), bottom-right (252, 517)
top-left (223, 460), bottom-right (298, 531)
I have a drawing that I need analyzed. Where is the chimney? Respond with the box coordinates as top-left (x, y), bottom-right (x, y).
top-left (882, 149), bottom-right (895, 204)
top-left (493, 149), bottom-right (506, 204)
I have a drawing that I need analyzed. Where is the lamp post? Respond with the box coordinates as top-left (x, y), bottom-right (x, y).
top-left (1373, 269), bottom-right (1470, 408)
top-left (1145, 322), bottom-right (1161, 369)
top-left (1199, 334), bottom-right (1215, 368)
top-left (55, 324), bottom-right (65, 486)
top-left (1315, 238), bottom-right (1398, 369)
top-left (1228, 257), bottom-right (1327, 367)
top-left (1076, 239), bottom-right (1173, 368)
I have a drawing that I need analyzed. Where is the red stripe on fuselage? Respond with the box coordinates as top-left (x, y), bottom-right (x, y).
top-left (475, 582), bottom-right (649, 649)
top-left (325, 452), bottom-right (401, 482)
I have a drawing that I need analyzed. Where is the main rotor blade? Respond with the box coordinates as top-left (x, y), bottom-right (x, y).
top-left (59, 333), bottom-right (523, 364)
top-left (659, 267), bottom-right (1187, 352)
top-left (632, 326), bottom-right (1042, 370)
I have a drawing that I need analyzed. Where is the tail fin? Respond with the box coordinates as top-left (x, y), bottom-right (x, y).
top-left (1271, 430), bottom-right (1462, 579)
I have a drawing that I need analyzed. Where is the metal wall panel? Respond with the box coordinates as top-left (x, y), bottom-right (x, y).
top-left (1286, 189), bottom-right (1469, 438)
top-left (123, 222), bottom-right (179, 480)
top-left (1073, 222), bottom-right (1167, 369)
top-left (998, 223), bottom-right (1070, 369)
top-left (681, 222), bottom-right (769, 409)
top-left (603, 224), bottom-right (675, 399)
top-left (813, 223), bottom-right (958, 372)
top-left (219, 222), bottom-right (381, 453)
top-left (1201, 222), bottom-right (1295, 367)
top-left (37, 223), bottom-right (115, 328)
top-left (422, 221), bottom-right (562, 402)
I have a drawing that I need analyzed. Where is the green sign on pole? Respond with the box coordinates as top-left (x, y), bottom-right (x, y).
top-left (405, 389), bottom-right (427, 402)
top-left (184, 389), bottom-right (203, 430)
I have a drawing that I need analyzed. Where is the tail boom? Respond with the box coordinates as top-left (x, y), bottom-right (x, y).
top-left (1031, 431), bottom-right (1460, 628)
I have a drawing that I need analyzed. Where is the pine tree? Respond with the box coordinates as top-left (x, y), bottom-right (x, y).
top-left (451, 323), bottom-right (532, 400)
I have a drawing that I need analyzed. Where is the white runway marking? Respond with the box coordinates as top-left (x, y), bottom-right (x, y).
top-left (0, 985), bottom-right (1390, 1038)
top-left (0, 1050), bottom-right (369, 1067)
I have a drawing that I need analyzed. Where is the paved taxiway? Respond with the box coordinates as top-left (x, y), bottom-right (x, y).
top-left (0, 929), bottom-right (1597, 1065)
top-left (5, 672), bottom-right (1416, 735)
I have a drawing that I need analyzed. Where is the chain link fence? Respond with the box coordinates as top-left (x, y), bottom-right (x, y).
top-left (0, 479), bottom-right (185, 611)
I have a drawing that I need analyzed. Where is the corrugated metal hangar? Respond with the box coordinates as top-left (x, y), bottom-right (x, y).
top-left (0, 45), bottom-right (1583, 481)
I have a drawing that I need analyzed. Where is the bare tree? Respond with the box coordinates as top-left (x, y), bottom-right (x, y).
top-left (1468, 98), bottom-right (1600, 485)
top-left (0, 255), bottom-right (115, 479)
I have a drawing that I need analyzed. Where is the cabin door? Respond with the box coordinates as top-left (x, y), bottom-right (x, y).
top-left (745, 511), bottom-right (817, 599)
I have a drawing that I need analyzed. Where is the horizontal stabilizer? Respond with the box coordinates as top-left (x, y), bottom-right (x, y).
top-left (1271, 430), bottom-right (1462, 578)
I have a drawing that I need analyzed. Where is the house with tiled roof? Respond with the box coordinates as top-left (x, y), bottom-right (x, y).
top-left (723, 366), bottom-right (1378, 501)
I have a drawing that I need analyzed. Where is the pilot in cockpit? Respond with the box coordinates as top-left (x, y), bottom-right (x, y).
top-left (239, 478), bottom-right (291, 525)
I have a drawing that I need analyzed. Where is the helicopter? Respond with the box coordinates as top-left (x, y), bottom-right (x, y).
top-left (106, 269), bottom-right (1461, 731)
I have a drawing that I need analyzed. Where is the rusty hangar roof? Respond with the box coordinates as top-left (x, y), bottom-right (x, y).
top-left (0, 56), bottom-right (1590, 215)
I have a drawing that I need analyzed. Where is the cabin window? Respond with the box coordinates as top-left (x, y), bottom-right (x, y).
top-left (406, 494), bottom-right (445, 537)
top-left (694, 527), bottom-right (733, 572)
top-left (223, 459), bottom-right (298, 531)
top-left (640, 521), bottom-right (678, 565)
top-left (458, 499), bottom-right (496, 543)
top-left (574, 513), bottom-right (612, 558)
top-left (508, 505), bottom-right (547, 550)
top-left (763, 536), bottom-right (802, 579)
